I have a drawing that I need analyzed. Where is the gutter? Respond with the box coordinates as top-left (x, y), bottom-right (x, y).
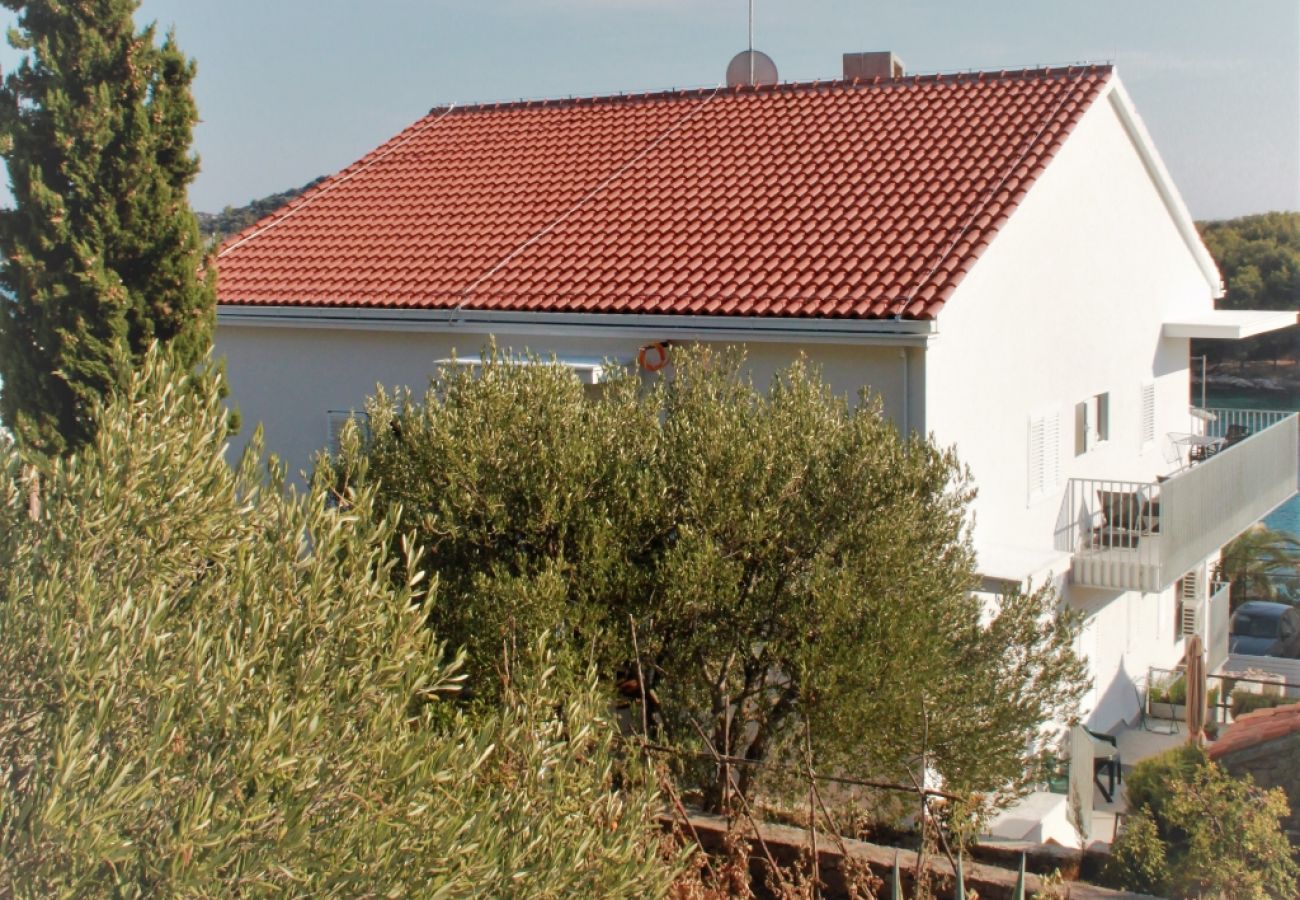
top-left (216, 305), bottom-right (939, 347)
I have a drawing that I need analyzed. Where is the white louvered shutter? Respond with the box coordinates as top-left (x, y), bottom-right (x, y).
top-left (1180, 571), bottom-right (1201, 637)
top-left (1140, 383), bottom-right (1156, 447)
top-left (1027, 409), bottom-right (1061, 504)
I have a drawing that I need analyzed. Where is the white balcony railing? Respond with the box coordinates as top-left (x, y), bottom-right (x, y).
top-left (1059, 410), bottom-right (1298, 592)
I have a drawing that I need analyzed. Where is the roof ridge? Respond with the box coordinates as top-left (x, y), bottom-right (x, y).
top-left (425, 63), bottom-right (1116, 117)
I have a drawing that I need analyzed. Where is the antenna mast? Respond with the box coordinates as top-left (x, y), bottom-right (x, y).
top-left (748, 0), bottom-right (755, 82)
top-left (724, 3), bottom-right (776, 89)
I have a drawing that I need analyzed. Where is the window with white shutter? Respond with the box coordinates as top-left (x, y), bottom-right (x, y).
top-left (1027, 408), bottom-right (1061, 504)
top-left (1074, 393), bottom-right (1110, 456)
top-left (1176, 570), bottom-right (1201, 639)
top-left (1140, 382), bottom-right (1156, 448)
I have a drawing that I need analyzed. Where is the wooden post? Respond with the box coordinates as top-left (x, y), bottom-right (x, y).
top-left (24, 464), bottom-right (40, 522)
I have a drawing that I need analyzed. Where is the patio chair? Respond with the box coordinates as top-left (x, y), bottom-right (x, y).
top-left (1092, 489), bottom-right (1144, 549)
top-left (1084, 726), bottom-right (1122, 803)
top-left (1222, 423), bottom-right (1250, 448)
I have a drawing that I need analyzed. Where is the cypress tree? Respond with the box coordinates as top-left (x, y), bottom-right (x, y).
top-left (0, 0), bottom-right (214, 455)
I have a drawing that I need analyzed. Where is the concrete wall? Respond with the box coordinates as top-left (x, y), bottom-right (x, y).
top-left (924, 85), bottom-right (1215, 552)
top-left (923, 82), bottom-right (1218, 727)
top-left (1072, 583), bottom-right (1184, 729)
top-left (215, 323), bottom-right (921, 481)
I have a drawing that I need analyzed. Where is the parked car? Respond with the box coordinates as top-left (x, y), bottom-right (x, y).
top-left (1229, 600), bottom-right (1300, 658)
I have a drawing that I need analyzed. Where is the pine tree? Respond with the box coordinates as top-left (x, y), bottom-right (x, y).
top-left (0, 0), bottom-right (214, 455)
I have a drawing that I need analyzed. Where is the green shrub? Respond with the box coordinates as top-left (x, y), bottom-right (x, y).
top-left (1105, 745), bottom-right (1298, 898)
top-left (0, 351), bottom-right (679, 896)
top-left (1148, 675), bottom-right (1219, 713)
top-left (1151, 673), bottom-right (1187, 705)
top-left (1231, 690), bottom-right (1296, 719)
top-left (325, 346), bottom-right (1089, 812)
top-left (1122, 745), bottom-right (1206, 824)
top-left (1104, 809), bottom-right (1169, 894)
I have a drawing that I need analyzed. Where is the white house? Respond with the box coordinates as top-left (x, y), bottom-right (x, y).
top-left (214, 53), bottom-right (1297, 759)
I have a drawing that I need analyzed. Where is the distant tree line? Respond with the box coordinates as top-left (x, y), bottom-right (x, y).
top-left (197, 176), bottom-right (325, 243)
top-left (1195, 212), bottom-right (1300, 374)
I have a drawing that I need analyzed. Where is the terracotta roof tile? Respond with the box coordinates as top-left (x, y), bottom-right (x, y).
top-left (216, 66), bottom-right (1112, 320)
top-left (1208, 702), bottom-right (1300, 759)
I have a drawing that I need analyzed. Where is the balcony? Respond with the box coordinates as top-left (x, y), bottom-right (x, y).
top-left (1059, 409), bottom-right (1299, 592)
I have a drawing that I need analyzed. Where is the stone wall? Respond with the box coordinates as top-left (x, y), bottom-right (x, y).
top-left (662, 812), bottom-right (1158, 899)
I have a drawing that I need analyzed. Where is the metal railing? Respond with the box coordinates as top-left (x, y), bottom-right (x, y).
top-left (1150, 664), bottom-right (1300, 730)
top-left (1197, 407), bottom-right (1295, 440)
top-left (1061, 411), bottom-right (1299, 592)
top-left (1058, 477), bottom-right (1164, 591)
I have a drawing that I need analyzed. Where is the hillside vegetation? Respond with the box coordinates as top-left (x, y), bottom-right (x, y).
top-left (198, 177), bottom-right (324, 243)
top-left (1196, 212), bottom-right (1300, 374)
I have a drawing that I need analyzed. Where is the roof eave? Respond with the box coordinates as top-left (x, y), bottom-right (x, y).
top-left (216, 304), bottom-right (939, 347)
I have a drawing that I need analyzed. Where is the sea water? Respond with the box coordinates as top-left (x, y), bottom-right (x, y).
top-left (1202, 386), bottom-right (1299, 536)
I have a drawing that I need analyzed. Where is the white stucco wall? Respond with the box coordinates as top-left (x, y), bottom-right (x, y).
top-left (923, 80), bottom-right (1220, 726)
top-left (215, 323), bottom-right (922, 481)
top-left (213, 75), bottom-right (1219, 732)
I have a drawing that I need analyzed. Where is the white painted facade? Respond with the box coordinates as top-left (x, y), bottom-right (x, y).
top-left (215, 73), bottom-right (1268, 737)
top-left (922, 81), bottom-right (1223, 730)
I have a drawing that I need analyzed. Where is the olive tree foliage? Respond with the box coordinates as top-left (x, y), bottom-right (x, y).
top-left (329, 348), bottom-right (662, 698)
top-left (326, 346), bottom-right (1088, 809)
top-left (0, 350), bottom-right (678, 897)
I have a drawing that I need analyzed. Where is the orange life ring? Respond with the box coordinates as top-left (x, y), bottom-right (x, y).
top-left (638, 342), bottom-right (669, 372)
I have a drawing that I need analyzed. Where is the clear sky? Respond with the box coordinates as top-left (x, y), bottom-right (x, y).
top-left (1, 0), bottom-right (1297, 221)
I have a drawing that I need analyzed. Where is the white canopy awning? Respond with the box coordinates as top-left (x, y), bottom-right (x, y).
top-left (1163, 309), bottom-right (1297, 340)
top-left (433, 355), bottom-right (625, 385)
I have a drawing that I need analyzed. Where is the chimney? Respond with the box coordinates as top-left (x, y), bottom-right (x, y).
top-left (843, 51), bottom-right (905, 81)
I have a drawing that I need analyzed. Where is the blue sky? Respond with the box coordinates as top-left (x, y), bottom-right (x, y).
top-left (1, 0), bottom-right (1297, 220)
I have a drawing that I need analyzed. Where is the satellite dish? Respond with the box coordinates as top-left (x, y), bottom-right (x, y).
top-left (726, 50), bottom-right (778, 87)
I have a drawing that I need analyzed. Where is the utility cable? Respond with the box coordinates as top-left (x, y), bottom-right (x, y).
top-left (456, 85), bottom-right (724, 304)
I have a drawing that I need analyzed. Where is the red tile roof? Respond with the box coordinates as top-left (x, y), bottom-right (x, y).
top-left (1209, 702), bottom-right (1300, 759)
top-left (216, 66), bottom-right (1112, 320)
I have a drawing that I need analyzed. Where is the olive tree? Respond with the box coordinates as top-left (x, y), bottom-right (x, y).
top-left (328, 346), bottom-right (1088, 812)
top-left (0, 350), bottom-right (678, 897)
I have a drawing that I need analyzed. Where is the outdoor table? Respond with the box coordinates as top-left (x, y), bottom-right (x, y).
top-left (1168, 432), bottom-right (1225, 466)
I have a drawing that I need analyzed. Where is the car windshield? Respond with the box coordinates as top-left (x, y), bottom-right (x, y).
top-left (1232, 613), bottom-right (1280, 639)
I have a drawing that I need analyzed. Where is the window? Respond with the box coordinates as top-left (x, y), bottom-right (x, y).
top-left (1027, 408), bottom-right (1061, 504)
top-left (1074, 392), bottom-right (1110, 456)
top-left (1281, 611), bottom-right (1298, 640)
top-left (1140, 382), bottom-right (1156, 448)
